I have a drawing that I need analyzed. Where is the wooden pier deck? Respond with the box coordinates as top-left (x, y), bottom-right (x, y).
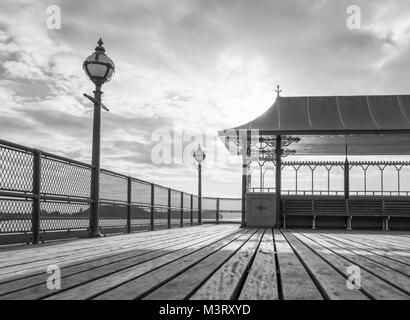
top-left (0, 224), bottom-right (409, 300)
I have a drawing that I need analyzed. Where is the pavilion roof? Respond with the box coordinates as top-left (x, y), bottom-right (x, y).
top-left (218, 95), bottom-right (410, 155)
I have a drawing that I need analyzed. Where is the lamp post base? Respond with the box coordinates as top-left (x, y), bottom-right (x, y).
top-left (89, 231), bottom-right (104, 238)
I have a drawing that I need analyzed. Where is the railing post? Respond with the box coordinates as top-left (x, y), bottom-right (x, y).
top-left (190, 194), bottom-right (193, 226)
top-left (216, 198), bottom-right (220, 224)
top-left (32, 149), bottom-right (41, 244)
top-left (167, 188), bottom-right (171, 229)
top-left (150, 183), bottom-right (154, 231)
top-left (126, 177), bottom-right (132, 234)
top-left (180, 192), bottom-right (184, 228)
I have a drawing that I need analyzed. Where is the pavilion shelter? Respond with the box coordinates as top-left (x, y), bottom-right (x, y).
top-left (218, 94), bottom-right (410, 230)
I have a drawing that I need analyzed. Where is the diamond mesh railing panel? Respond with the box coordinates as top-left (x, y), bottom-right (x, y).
top-left (219, 198), bottom-right (241, 211)
top-left (39, 201), bottom-right (90, 231)
top-left (192, 195), bottom-right (198, 210)
top-left (154, 206), bottom-right (168, 229)
top-left (99, 203), bottom-right (127, 231)
top-left (41, 156), bottom-right (91, 198)
top-left (202, 197), bottom-right (217, 222)
top-left (154, 185), bottom-right (168, 207)
top-left (170, 190), bottom-right (181, 209)
top-left (192, 195), bottom-right (199, 224)
top-left (131, 180), bottom-right (151, 204)
top-left (0, 145), bottom-right (33, 193)
top-left (219, 198), bottom-right (242, 222)
top-left (130, 203), bottom-right (151, 231)
top-left (202, 197), bottom-right (217, 210)
top-left (0, 199), bottom-right (32, 233)
top-left (183, 193), bottom-right (191, 209)
top-left (100, 171), bottom-right (127, 202)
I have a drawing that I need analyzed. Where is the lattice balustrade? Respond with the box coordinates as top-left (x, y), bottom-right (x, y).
top-left (0, 145), bottom-right (33, 193)
top-left (154, 185), bottom-right (168, 207)
top-left (0, 199), bottom-right (32, 233)
top-left (41, 157), bottom-right (91, 198)
top-left (131, 179), bottom-right (151, 205)
top-left (170, 190), bottom-right (181, 209)
top-left (39, 201), bottom-right (90, 231)
top-left (183, 193), bottom-right (191, 209)
top-left (100, 171), bottom-right (127, 202)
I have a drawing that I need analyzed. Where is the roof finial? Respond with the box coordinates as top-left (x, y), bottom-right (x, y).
top-left (345, 144), bottom-right (348, 161)
top-left (275, 84), bottom-right (282, 98)
top-left (95, 38), bottom-right (105, 52)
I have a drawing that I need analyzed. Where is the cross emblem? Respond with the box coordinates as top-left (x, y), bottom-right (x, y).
top-left (254, 203), bottom-right (268, 213)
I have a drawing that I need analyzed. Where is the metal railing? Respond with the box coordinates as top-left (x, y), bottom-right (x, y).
top-left (249, 160), bottom-right (410, 197)
top-left (0, 139), bottom-right (241, 244)
top-left (248, 188), bottom-right (410, 197)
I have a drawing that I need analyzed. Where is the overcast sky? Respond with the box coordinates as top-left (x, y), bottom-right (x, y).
top-left (1, 0), bottom-right (410, 197)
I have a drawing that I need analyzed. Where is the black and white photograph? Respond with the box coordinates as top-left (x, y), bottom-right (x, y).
top-left (0, 0), bottom-right (409, 312)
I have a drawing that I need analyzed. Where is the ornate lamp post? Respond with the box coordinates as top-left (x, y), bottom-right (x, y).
top-left (83, 38), bottom-right (115, 237)
top-left (193, 145), bottom-right (206, 224)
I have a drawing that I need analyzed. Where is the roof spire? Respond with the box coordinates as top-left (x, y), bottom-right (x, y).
top-left (345, 144), bottom-right (349, 161)
top-left (275, 84), bottom-right (282, 98)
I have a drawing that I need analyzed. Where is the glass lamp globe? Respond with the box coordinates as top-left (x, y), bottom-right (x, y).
top-left (83, 38), bottom-right (115, 86)
top-left (193, 145), bottom-right (206, 164)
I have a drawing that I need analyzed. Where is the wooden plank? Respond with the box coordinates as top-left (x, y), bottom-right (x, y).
top-left (317, 232), bottom-right (410, 277)
top-left (238, 229), bottom-right (278, 300)
top-left (45, 228), bottom-right (249, 300)
top-left (92, 229), bottom-right (255, 300)
top-left (0, 227), bottom-right (238, 297)
top-left (0, 225), bottom-right (236, 280)
top-left (281, 230), bottom-right (367, 300)
top-left (273, 229), bottom-right (322, 300)
top-left (323, 230), bottom-right (410, 248)
top-left (1, 227), bottom-right (241, 299)
top-left (333, 232), bottom-right (410, 257)
top-left (0, 226), bottom-right (234, 284)
top-left (304, 231), bottom-right (410, 295)
top-left (291, 230), bottom-right (409, 300)
top-left (189, 229), bottom-right (264, 300)
top-left (0, 224), bottom-right (224, 265)
top-left (318, 231), bottom-right (410, 266)
top-left (140, 230), bottom-right (256, 300)
top-left (344, 232), bottom-right (410, 251)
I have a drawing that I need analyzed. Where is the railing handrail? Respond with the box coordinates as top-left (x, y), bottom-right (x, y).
top-left (0, 138), bottom-right (199, 198)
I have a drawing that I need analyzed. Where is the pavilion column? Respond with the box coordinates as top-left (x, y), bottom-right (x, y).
top-left (240, 131), bottom-right (250, 228)
top-left (344, 157), bottom-right (350, 199)
top-left (275, 135), bottom-right (282, 226)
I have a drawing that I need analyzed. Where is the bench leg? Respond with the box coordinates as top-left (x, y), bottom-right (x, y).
top-left (312, 216), bottom-right (316, 230)
top-left (347, 216), bottom-right (352, 230)
top-left (383, 217), bottom-right (390, 231)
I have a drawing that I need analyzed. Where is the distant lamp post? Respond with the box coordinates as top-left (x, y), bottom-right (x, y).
top-left (193, 145), bottom-right (206, 224)
top-left (83, 38), bottom-right (115, 237)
